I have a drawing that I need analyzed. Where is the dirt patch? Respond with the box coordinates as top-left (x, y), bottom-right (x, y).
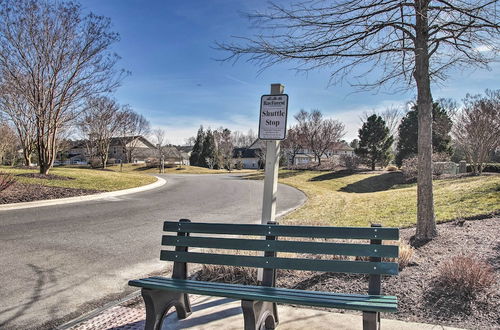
top-left (0, 182), bottom-right (102, 204)
top-left (16, 173), bottom-right (75, 180)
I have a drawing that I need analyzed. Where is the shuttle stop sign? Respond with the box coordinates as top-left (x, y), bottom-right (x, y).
top-left (258, 94), bottom-right (289, 140)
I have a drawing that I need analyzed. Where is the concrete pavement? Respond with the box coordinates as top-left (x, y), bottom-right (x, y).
top-left (66, 295), bottom-right (465, 330)
top-left (0, 173), bottom-right (306, 330)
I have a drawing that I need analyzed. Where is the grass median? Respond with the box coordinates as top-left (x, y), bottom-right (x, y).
top-left (245, 170), bottom-right (500, 227)
top-left (0, 166), bottom-right (157, 191)
top-left (106, 163), bottom-right (256, 175)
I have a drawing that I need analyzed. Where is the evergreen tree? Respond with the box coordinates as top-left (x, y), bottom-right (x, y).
top-left (189, 126), bottom-right (204, 166)
top-left (201, 129), bottom-right (217, 168)
top-left (355, 115), bottom-right (394, 170)
top-left (396, 102), bottom-right (453, 166)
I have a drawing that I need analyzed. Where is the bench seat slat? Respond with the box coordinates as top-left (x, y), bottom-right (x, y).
top-left (160, 251), bottom-right (399, 275)
top-left (146, 277), bottom-right (396, 302)
top-left (164, 221), bottom-right (399, 240)
top-left (129, 277), bottom-right (398, 313)
top-left (162, 236), bottom-right (399, 258)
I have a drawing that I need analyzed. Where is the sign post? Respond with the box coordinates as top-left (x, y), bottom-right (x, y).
top-left (257, 84), bottom-right (287, 283)
top-left (260, 83), bottom-right (288, 224)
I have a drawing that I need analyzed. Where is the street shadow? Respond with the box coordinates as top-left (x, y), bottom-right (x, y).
top-left (0, 264), bottom-right (56, 328)
top-left (308, 170), bottom-right (355, 182)
top-left (340, 172), bottom-right (404, 193)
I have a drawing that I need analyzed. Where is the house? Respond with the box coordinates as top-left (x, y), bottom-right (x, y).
top-left (233, 147), bottom-right (263, 169)
top-left (63, 136), bottom-right (157, 165)
top-left (286, 142), bottom-right (355, 166)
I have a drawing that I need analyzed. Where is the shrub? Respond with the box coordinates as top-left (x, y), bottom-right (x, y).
top-left (466, 163), bottom-right (500, 173)
top-left (386, 165), bottom-right (398, 171)
top-left (339, 154), bottom-right (360, 171)
top-left (0, 172), bottom-right (16, 192)
top-left (397, 241), bottom-right (414, 270)
top-left (401, 156), bottom-right (418, 181)
top-left (436, 256), bottom-right (495, 297)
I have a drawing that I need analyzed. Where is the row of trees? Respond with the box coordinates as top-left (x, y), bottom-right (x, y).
top-left (353, 90), bottom-right (499, 175)
top-left (190, 127), bottom-right (236, 170)
top-left (77, 97), bottom-right (150, 168)
top-left (0, 0), bottom-right (125, 174)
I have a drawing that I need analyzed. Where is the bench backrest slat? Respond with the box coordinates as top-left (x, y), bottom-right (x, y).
top-left (164, 221), bottom-right (399, 240)
top-left (162, 235), bottom-right (399, 258)
top-left (160, 251), bottom-right (398, 275)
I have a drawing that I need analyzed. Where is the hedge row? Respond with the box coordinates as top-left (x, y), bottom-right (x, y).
top-left (466, 163), bottom-right (500, 173)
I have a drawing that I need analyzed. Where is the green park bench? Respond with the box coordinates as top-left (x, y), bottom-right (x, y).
top-left (129, 219), bottom-right (399, 330)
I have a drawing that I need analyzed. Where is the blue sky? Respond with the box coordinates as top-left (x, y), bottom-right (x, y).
top-left (80, 0), bottom-right (500, 145)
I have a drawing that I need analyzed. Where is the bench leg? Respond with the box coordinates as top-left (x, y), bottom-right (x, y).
top-left (141, 288), bottom-right (192, 330)
top-left (241, 300), bottom-right (278, 330)
top-left (362, 311), bottom-right (380, 330)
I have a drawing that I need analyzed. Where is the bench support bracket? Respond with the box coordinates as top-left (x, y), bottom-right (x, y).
top-left (241, 299), bottom-right (279, 330)
top-left (141, 288), bottom-right (192, 330)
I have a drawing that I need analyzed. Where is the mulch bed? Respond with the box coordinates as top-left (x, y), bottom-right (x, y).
top-left (194, 218), bottom-right (499, 329)
top-left (272, 218), bottom-right (500, 329)
top-left (16, 173), bottom-right (75, 180)
top-left (0, 182), bottom-right (102, 204)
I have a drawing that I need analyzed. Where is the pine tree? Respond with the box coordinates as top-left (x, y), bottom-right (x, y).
top-left (189, 126), bottom-right (204, 166)
top-left (396, 102), bottom-right (453, 166)
top-left (355, 115), bottom-right (394, 170)
top-left (201, 129), bottom-right (216, 168)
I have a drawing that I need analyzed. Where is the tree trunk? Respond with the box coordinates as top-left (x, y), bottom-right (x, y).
top-left (371, 158), bottom-right (376, 171)
top-left (413, 0), bottom-right (437, 242)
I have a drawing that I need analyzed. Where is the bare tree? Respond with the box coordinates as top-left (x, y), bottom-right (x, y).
top-left (0, 0), bottom-right (124, 174)
top-left (295, 110), bottom-right (345, 165)
top-left (217, 0), bottom-right (500, 241)
top-left (0, 120), bottom-right (18, 165)
top-left (231, 129), bottom-right (257, 147)
top-left (0, 86), bottom-right (36, 165)
top-left (78, 97), bottom-right (123, 169)
top-left (152, 128), bottom-right (168, 173)
top-left (118, 107), bottom-right (151, 163)
top-left (281, 125), bottom-right (304, 167)
top-left (453, 90), bottom-right (500, 175)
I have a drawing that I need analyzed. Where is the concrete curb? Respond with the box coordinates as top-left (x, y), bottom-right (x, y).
top-left (0, 175), bottom-right (166, 211)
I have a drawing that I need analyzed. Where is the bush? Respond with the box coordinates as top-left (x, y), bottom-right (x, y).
top-left (397, 241), bottom-right (414, 270)
top-left (0, 172), bottom-right (16, 192)
top-left (401, 156), bottom-right (418, 181)
top-left (386, 165), bottom-right (398, 171)
top-left (339, 154), bottom-right (360, 171)
top-left (437, 256), bottom-right (495, 297)
top-left (466, 163), bottom-right (500, 173)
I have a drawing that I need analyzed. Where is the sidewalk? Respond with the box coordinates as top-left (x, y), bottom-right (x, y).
top-left (64, 294), bottom-right (464, 330)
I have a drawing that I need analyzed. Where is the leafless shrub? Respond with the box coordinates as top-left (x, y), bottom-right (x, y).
top-left (437, 256), bottom-right (495, 297)
top-left (0, 172), bottom-right (15, 192)
top-left (397, 241), bottom-right (414, 270)
top-left (340, 154), bottom-right (360, 171)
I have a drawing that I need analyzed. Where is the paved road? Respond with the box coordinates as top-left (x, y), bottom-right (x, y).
top-left (0, 174), bottom-right (306, 330)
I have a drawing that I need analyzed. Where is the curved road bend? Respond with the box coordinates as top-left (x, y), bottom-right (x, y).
top-left (0, 173), bottom-right (306, 330)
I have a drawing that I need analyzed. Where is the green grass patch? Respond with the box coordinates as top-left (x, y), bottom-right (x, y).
top-left (0, 166), bottom-right (157, 191)
top-left (245, 170), bottom-right (500, 228)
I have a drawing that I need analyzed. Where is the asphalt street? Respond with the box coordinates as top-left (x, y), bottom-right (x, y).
top-left (0, 173), bottom-right (306, 330)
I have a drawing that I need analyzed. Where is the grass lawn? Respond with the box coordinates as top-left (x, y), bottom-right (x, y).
top-left (0, 166), bottom-right (157, 191)
top-left (245, 170), bottom-right (500, 228)
top-left (105, 163), bottom-right (257, 175)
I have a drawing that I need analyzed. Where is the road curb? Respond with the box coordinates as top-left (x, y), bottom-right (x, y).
top-left (0, 175), bottom-right (166, 211)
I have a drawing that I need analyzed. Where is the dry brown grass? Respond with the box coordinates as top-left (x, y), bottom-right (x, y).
top-left (437, 255), bottom-right (496, 297)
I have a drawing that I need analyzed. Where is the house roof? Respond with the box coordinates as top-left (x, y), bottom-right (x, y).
top-left (163, 146), bottom-right (182, 159)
